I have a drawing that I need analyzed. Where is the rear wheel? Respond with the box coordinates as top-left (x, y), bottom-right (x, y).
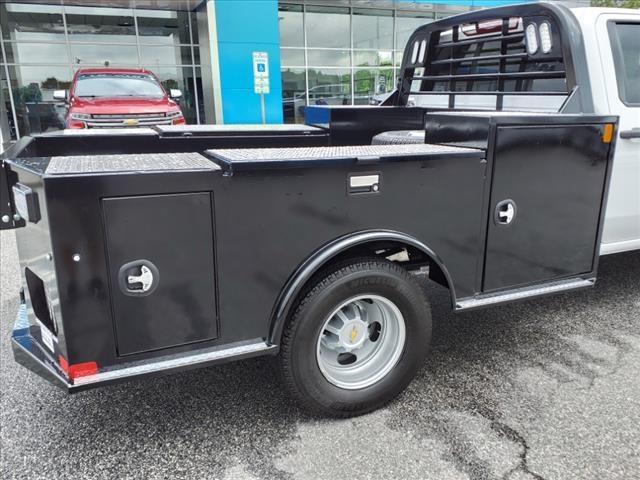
top-left (279, 257), bottom-right (431, 417)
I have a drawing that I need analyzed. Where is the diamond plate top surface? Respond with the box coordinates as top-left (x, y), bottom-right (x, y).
top-left (45, 152), bottom-right (218, 175)
top-left (435, 111), bottom-right (564, 117)
top-left (39, 128), bottom-right (157, 137)
top-left (207, 143), bottom-right (481, 164)
top-left (156, 124), bottom-right (323, 133)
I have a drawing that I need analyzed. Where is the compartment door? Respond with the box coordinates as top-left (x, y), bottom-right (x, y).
top-left (103, 193), bottom-right (217, 356)
top-left (483, 125), bottom-right (610, 292)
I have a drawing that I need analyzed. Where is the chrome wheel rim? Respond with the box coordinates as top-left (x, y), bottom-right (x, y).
top-left (316, 294), bottom-right (406, 390)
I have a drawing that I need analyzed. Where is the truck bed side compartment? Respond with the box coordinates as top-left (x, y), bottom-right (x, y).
top-left (425, 111), bottom-right (617, 298)
top-left (484, 124), bottom-right (611, 291)
top-left (103, 192), bottom-right (218, 356)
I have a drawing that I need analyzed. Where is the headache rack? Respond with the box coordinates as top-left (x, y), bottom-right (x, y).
top-left (394, 2), bottom-right (592, 113)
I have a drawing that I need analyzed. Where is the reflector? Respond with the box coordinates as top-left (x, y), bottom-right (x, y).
top-left (59, 359), bottom-right (98, 380)
top-left (602, 124), bottom-right (614, 144)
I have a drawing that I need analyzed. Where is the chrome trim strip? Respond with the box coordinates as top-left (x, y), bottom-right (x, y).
top-left (88, 117), bottom-right (168, 122)
top-left (86, 120), bottom-right (172, 128)
top-left (85, 113), bottom-right (176, 128)
top-left (455, 278), bottom-right (595, 310)
top-left (92, 113), bottom-right (166, 119)
top-left (73, 341), bottom-right (275, 387)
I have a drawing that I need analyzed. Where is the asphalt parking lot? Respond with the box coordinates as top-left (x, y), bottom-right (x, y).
top-left (1, 229), bottom-right (639, 480)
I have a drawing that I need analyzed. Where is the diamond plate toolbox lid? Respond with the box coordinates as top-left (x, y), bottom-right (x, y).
top-left (45, 152), bottom-right (219, 175)
top-left (205, 143), bottom-right (483, 173)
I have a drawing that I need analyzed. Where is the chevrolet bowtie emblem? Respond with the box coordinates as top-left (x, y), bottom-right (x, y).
top-left (124, 118), bottom-right (139, 126)
top-left (350, 326), bottom-right (358, 343)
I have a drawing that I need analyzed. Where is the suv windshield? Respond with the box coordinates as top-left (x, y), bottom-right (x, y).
top-left (75, 74), bottom-right (164, 98)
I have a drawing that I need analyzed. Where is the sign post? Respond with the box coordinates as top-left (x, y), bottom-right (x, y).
top-left (252, 52), bottom-right (270, 125)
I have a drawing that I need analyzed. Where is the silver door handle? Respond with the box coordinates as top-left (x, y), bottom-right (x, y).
top-left (118, 260), bottom-right (159, 296)
top-left (499, 204), bottom-right (515, 224)
top-left (620, 128), bottom-right (640, 139)
top-left (495, 199), bottom-right (517, 226)
top-left (127, 265), bottom-right (154, 292)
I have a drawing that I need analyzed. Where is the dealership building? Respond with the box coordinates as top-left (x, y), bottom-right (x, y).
top-left (0, 0), bottom-right (589, 142)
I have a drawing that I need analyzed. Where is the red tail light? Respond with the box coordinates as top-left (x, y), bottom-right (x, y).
top-left (59, 355), bottom-right (98, 380)
top-left (172, 116), bottom-right (186, 125)
top-left (69, 362), bottom-right (98, 379)
top-left (58, 355), bottom-right (68, 372)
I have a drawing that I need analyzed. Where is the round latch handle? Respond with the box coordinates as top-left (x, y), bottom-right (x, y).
top-left (118, 260), bottom-right (160, 296)
top-left (494, 199), bottom-right (517, 226)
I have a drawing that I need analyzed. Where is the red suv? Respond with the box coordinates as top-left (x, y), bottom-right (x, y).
top-left (54, 68), bottom-right (186, 129)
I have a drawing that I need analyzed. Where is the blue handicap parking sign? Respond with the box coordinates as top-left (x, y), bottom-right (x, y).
top-left (257, 63), bottom-right (266, 72)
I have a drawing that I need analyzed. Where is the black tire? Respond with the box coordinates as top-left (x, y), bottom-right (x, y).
top-left (371, 130), bottom-right (425, 145)
top-left (279, 257), bottom-right (432, 417)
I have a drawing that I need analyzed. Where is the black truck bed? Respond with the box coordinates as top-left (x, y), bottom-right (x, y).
top-left (2, 107), bottom-right (616, 392)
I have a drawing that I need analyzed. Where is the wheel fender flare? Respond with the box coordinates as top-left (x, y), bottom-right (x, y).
top-left (268, 230), bottom-right (456, 345)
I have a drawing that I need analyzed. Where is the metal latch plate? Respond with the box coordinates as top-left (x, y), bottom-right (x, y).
top-left (12, 184), bottom-right (40, 223)
top-left (349, 174), bottom-right (380, 194)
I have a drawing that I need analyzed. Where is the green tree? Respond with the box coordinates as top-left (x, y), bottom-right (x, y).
top-left (591, 0), bottom-right (640, 8)
top-left (161, 79), bottom-right (179, 90)
top-left (40, 77), bottom-right (72, 90)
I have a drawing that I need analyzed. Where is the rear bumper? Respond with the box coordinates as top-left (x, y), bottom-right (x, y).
top-left (12, 303), bottom-right (277, 392)
top-left (11, 304), bottom-right (72, 391)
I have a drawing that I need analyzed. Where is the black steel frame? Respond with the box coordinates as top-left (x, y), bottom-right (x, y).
top-left (394, 2), bottom-right (595, 113)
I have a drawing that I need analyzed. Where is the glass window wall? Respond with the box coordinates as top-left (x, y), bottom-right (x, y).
top-left (148, 66), bottom-right (199, 124)
top-left (279, 2), bottom-right (457, 123)
top-left (2, 65), bottom-right (71, 135)
top-left (64, 6), bottom-right (136, 43)
top-left (278, 4), bottom-right (304, 47)
top-left (136, 10), bottom-right (192, 45)
top-left (305, 6), bottom-right (350, 48)
top-left (3, 43), bottom-right (70, 64)
top-left (353, 9), bottom-right (393, 50)
top-left (1, 4), bottom-right (65, 42)
top-left (281, 49), bottom-right (305, 67)
top-left (307, 50), bottom-right (350, 68)
top-left (0, 3), bottom-right (204, 139)
top-left (307, 68), bottom-right (351, 106)
top-left (354, 68), bottom-right (394, 105)
top-left (70, 44), bottom-right (139, 65)
top-left (282, 68), bottom-right (306, 124)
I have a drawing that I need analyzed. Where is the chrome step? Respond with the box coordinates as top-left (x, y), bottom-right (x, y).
top-left (455, 277), bottom-right (595, 311)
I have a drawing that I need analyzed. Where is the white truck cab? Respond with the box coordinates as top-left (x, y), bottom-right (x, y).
top-left (574, 8), bottom-right (640, 255)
